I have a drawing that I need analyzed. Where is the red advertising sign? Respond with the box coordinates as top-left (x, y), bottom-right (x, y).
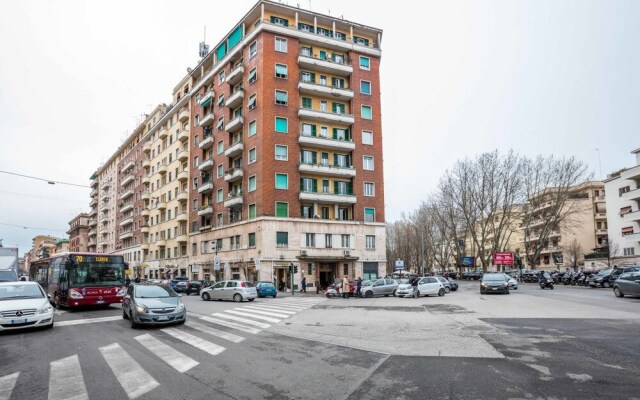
top-left (493, 252), bottom-right (514, 265)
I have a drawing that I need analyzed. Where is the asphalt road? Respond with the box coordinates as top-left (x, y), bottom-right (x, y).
top-left (1, 282), bottom-right (639, 400)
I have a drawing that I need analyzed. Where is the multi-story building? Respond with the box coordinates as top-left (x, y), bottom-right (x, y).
top-left (186, 0), bottom-right (386, 288)
top-left (94, 156), bottom-right (119, 253)
top-left (67, 213), bottom-right (90, 252)
top-left (605, 147), bottom-right (640, 265)
top-left (88, 177), bottom-right (99, 252)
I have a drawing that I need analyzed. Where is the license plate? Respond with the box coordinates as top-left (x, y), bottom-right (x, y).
top-left (492, 288), bottom-right (497, 291)
top-left (96, 300), bottom-right (105, 304)
top-left (157, 316), bottom-right (169, 321)
top-left (11, 319), bottom-right (28, 324)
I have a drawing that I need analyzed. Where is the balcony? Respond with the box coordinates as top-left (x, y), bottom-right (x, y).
top-left (91, 180), bottom-right (99, 189)
top-left (119, 203), bottom-right (133, 213)
top-left (198, 205), bottom-right (213, 216)
top-left (596, 228), bottom-right (608, 235)
top-left (199, 112), bottom-right (214, 127)
top-left (299, 191), bottom-right (356, 204)
top-left (199, 135), bottom-right (214, 152)
top-left (88, 208), bottom-right (97, 217)
top-left (141, 208), bottom-right (150, 217)
top-left (198, 158), bottom-right (213, 172)
top-left (595, 212), bottom-right (607, 220)
top-left (298, 163), bottom-right (356, 178)
top-left (119, 189), bottom-right (134, 200)
top-left (90, 198), bottom-right (98, 207)
top-left (199, 225), bottom-right (212, 232)
top-left (622, 210), bottom-right (640, 223)
top-left (298, 134), bottom-right (355, 152)
top-left (200, 90), bottom-right (214, 108)
top-left (100, 192), bottom-right (109, 203)
top-left (198, 181), bottom-right (214, 194)
top-left (100, 181), bottom-right (110, 191)
top-left (226, 115), bottom-right (243, 133)
top-left (224, 167), bottom-right (243, 183)
top-left (298, 108), bottom-right (354, 125)
top-left (156, 240), bottom-right (166, 247)
top-left (88, 228), bottom-right (97, 236)
top-left (157, 201), bottom-right (167, 210)
top-left (142, 175), bottom-right (151, 184)
top-left (121, 174), bottom-right (134, 186)
top-left (99, 241), bottom-right (108, 248)
top-left (99, 229), bottom-right (109, 236)
top-left (176, 213), bottom-right (188, 222)
top-left (298, 81), bottom-right (354, 100)
top-left (621, 165), bottom-right (640, 181)
top-left (177, 150), bottom-right (188, 162)
top-left (622, 188), bottom-right (640, 201)
top-left (224, 141), bottom-right (244, 158)
top-left (120, 231), bottom-right (133, 240)
top-left (122, 160), bottom-right (135, 173)
top-left (90, 188), bottom-right (98, 198)
top-left (158, 164), bottom-right (167, 175)
top-left (297, 52), bottom-right (353, 77)
top-left (177, 170), bottom-right (189, 182)
top-left (143, 141), bottom-right (152, 153)
top-left (225, 89), bottom-right (244, 109)
top-left (140, 225), bottom-right (149, 234)
top-left (224, 192), bottom-right (243, 208)
top-left (119, 217), bottom-right (133, 227)
top-left (623, 231), bottom-right (640, 242)
top-left (227, 65), bottom-right (244, 85)
top-left (100, 204), bottom-right (109, 213)
top-left (158, 128), bottom-right (168, 140)
top-left (177, 191), bottom-right (188, 202)
top-left (177, 129), bottom-right (189, 143)
top-left (100, 216), bottom-right (109, 224)
top-left (176, 234), bottom-right (188, 243)
top-left (142, 159), bottom-right (151, 169)
top-left (141, 192), bottom-right (150, 201)
top-left (178, 107), bottom-right (190, 123)
top-left (140, 243), bottom-right (149, 251)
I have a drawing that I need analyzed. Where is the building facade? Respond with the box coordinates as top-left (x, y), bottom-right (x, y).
top-left (95, 157), bottom-right (119, 253)
top-left (605, 148), bottom-right (640, 265)
top-left (67, 213), bottom-right (90, 252)
top-left (186, 0), bottom-right (386, 289)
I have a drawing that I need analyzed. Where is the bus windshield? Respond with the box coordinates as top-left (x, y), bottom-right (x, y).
top-left (70, 263), bottom-right (124, 287)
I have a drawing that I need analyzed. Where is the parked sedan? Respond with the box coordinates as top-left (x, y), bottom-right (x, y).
top-left (435, 276), bottom-right (451, 293)
top-left (200, 280), bottom-right (257, 302)
top-left (613, 271), bottom-right (640, 298)
top-left (447, 278), bottom-right (459, 291)
top-left (503, 274), bottom-right (518, 290)
top-left (480, 273), bottom-right (510, 294)
top-left (187, 281), bottom-right (202, 295)
top-left (122, 284), bottom-right (186, 328)
top-left (256, 281), bottom-right (277, 298)
top-left (360, 278), bottom-right (399, 298)
top-left (0, 281), bottom-right (53, 331)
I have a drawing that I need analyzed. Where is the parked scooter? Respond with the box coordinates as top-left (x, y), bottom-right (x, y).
top-left (540, 278), bottom-right (554, 289)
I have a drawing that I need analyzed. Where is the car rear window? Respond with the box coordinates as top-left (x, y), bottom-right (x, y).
top-left (243, 281), bottom-right (255, 287)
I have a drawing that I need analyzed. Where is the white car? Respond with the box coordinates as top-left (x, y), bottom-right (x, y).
top-left (0, 281), bottom-right (54, 331)
top-left (397, 276), bottom-right (446, 297)
top-left (504, 274), bottom-right (518, 290)
top-left (200, 280), bottom-right (257, 302)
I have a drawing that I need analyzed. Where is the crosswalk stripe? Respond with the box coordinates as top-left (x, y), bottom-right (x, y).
top-left (200, 316), bottom-right (261, 334)
top-left (255, 304), bottom-right (305, 311)
top-left (56, 316), bottom-right (122, 327)
top-left (99, 343), bottom-right (160, 399)
top-left (185, 321), bottom-right (245, 343)
top-left (212, 313), bottom-right (271, 329)
top-left (162, 328), bottom-right (226, 356)
top-left (225, 310), bottom-right (281, 323)
top-left (238, 307), bottom-right (290, 318)
top-left (48, 355), bottom-right (88, 400)
top-left (0, 372), bottom-right (19, 400)
top-left (134, 334), bottom-right (198, 373)
top-left (244, 305), bottom-right (296, 314)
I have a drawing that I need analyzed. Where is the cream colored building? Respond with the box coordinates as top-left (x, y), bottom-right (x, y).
top-left (94, 156), bottom-right (120, 253)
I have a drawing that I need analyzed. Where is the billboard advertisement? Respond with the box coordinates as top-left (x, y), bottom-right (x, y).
top-left (458, 256), bottom-right (475, 268)
top-left (493, 252), bottom-right (514, 266)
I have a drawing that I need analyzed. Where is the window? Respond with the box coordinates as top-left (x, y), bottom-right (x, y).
top-left (193, 199), bottom-right (198, 211)
top-left (343, 264), bottom-right (349, 275)
top-left (275, 117), bottom-right (288, 133)
top-left (298, 22), bottom-right (314, 32)
top-left (249, 148), bottom-right (256, 164)
top-left (217, 189), bottom-right (223, 203)
top-left (361, 105), bottom-right (373, 119)
top-left (301, 177), bottom-right (316, 192)
top-left (216, 117), bottom-right (224, 131)
top-left (248, 232), bottom-right (256, 247)
top-left (341, 234), bottom-right (350, 248)
top-left (276, 202), bottom-right (289, 217)
top-left (362, 130), bottom-right (373, 145)
top-left (217, 141), bottom-right (224, 154)
top-left (248, 204), bottom-right (256, 219)
top-left (364, 182), bottom-right (375, 196)
top-left (217, 94), bottom-right (225, 107)
top-left (360, 80), bottom-right (371, 95)
top-left (325, 234), bottom-right (332, 248)
top-left (248, 120), bottom-right (257, 137)
top-left (302, 123), bottom-right (316, 136)
top-left (354, 36), bottom-right (370, 46)
top-left (335, 31), bottom-right (346, 41)
top-left (359, 56), bottom-right (370, 70)
top-left (366, 235), bottom-right (375, 249)
top-left (216, 214), bottom-right (223, 227)
top-left (301, 205), bottom-right (313, 218)
top-left (316, 27), bottom-right (332, 37)
top-left (275, 90), bottom-right (288, 105)
top-left (275, 37), bottom-right (287, 52)
top-left (276, 231), bottom-right (288, 247)
top-left (248, 176), bottom-right (256, 192)
top-left (275, 64), bottom-right (288, 79)
top-left (275, 174), bottom-right (288, 189)
top-left (332, 102), bottom-right (345, 114)
top-left (248, 68), bottom-right (257, 83)
top-left (301, 97), bottom-right (312, 109)
top-left (218, 70), bottom-right (225, 84)
top-left (247, 94), bottom-right (257, 110)
top-left (365, 208), bottom-right (375, 222)
top-left (301, 71), bottom-right (314, 83)
top-left (305, 233), bottom-right (316, 247)
top-left (194, 156), bottom-right (199, 167)
top-left (363, 156), bottom-right (374, 170)
top-left (275, 145), bottom-right (288, 161)
top-left (249, 41), bottom-right (257, 58)
top-left (332, 77), bottom-right (345, 88)
top-left (623, 247), bottom-right (635, 256)
top-left (217, 164), bottom-right (224, 178)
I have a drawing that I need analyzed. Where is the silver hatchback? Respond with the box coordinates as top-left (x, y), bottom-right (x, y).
top-left (200, 280), bottom-right (257, 302)
top-left (360, 278), bottom-right (399, 298)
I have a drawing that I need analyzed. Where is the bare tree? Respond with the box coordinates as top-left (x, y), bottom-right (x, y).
top-left (564, 238), bottom-right (583, 269)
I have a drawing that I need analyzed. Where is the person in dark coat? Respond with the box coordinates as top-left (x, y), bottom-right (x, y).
top-left (355, 277), bottom-right (362, 297)
top-left (300, 276), bottom-right (307, 293)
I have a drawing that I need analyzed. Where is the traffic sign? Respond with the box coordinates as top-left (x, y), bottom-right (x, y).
top-left (493, 252), bottom-right (514, 266)
top-left (395, 259), bottom-right (405, 270)
top-left (213, 256), bottom-right (220, 271)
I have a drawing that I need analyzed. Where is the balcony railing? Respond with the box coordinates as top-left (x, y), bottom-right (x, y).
top-left (224, 167), bottom-right (243, 182)
top-left (178, 107), bottom-right (190, 123)
top-left (298, 133), bottom-right (355, 151)
top-left (298, 162), bottom-right (356, 178)
top-left (224, 192), bottom-right (243, 208)
top-left (297, 50), bottom-right (353, 76)
top-left (298, 108), bottom-right (354, 125)
top-left (224, 141), bottom-right (244, 158)
top-left (298, 80), bottom-right (354, 100)
top-left (299, 189), bottom-right (356, 204)
top-left (198, 134), bottom-right (213, 150)
top-left (197, 181), bottom-right (214, 194)
top-left (227, 64), bottom-right (244, 85)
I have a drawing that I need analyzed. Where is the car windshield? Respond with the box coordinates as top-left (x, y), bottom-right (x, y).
top-left (483, 274), bottom-right (505, 281)
top-left (361, 280), bottom-right (373, 286)
top-left (0, 270), bottom-right (18, 282)
top-left (135, 285), bottom-right (176, 298)
top-left (70, 262), bottom-right (124, 287)
top-left (259, 283), bottom-right (275, 288)
top-left (597, 269), bottom-right (613, 275)
top-left (243, 281), bottom-right (255, 287)
top-left (0, 284), bottom-right (44, 300)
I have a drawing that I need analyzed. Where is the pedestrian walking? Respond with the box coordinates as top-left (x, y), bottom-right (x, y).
top-left (355, 277), bottom-right (362, 297)
top-left (411, 276), bottom-right (419, 298)
top-left (125, 276), bottom-right (131, 287)
top-left (279, 279), bottom-right (286, 292)
top-left (300, 276), bottom-right (307, 293)
top-left (342, 276), bottom-right (350, 299)
top-left (315, 278), bottom-right (320, 294)
top-left (134, 275), bottom-right (141, 284)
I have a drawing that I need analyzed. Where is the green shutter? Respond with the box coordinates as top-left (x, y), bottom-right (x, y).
top-left (311, 152), bottom-right (317, 164)
top-left (319, 50), bottom-right (327, 60)
top-left (332, 128), bottom-right (337, 139)
top-left (311, 125), bottom-right (317, 137)
top-left (333, 181), bottom-right (338, 194)
top-left (300, 178), bottom-right (304, 191)
top-left (323, 180), bottom-right (329, 192)
top-left (332, 102), bottom-right (337, 113)
top-left (312, 179), bottom-right (318, 193)
top-left (347, 181), bottom-right (353, 195)
top-left (331, 77), bottom-right (337, 87)
top-left (310, 72), bottom-right (316, 83)
top-left (228, 25), bottom-right (243, 50)
top-left (216, 42), bottom-right (227, 61)
top-left (333, 154), bottom-right (338, 166)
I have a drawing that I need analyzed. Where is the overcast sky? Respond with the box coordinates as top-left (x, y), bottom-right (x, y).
top-left (1, 0), bottom-right (638, 256)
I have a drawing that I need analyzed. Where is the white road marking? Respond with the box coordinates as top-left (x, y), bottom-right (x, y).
top-left (134, 334), bottom-right (198, 373)
top-left (162, 328), bottom-right (226, 356)
top-left (99, 343), bottom-right (160, 399)
top-left (0, 372), bottom-right (19, 400)
top-left (253, 304), bottom-right (305, 311)
top-left (48, 355), bottom-right (88, 400)
top-left (200, 316), bottom-right (261, 334)
top-left (238, 307), bottom-right (290, 318)
top-left (53, 310), bottom-right (66, 315)
top-left (244, 305), bottom-right (296, 315)
top-left (566, 373), bottom-right (592, 382)
top-left (527, 364), bottom-right (552, 381)
top-left (225, 310), bottom-right (282, 323)
top-left (185, 320), bottom-right (245, 343)
top-left (56, 316), bottom-right (122, 326)
top-left (212, 313), bottom-right (271, 329)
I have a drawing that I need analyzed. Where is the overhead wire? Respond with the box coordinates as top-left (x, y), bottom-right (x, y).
top-left (0, 170), bottom-right (90, 188)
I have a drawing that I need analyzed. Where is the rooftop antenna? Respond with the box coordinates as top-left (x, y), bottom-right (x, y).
top-left (199, 26), bottom-right (209, 59)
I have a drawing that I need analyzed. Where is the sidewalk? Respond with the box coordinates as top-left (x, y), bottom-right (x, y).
top-left (276, 290), bottom-right (325, 298)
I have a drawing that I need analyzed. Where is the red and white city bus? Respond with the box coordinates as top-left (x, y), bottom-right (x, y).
top-left (29, 252), bottom-right (127, 308)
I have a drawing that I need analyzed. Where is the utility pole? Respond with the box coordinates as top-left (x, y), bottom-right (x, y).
top-left (420, 227), bottom-right (426, 276)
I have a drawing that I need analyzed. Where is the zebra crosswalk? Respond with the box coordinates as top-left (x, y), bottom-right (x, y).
top-left (0, 297), bottom-right (324, 400)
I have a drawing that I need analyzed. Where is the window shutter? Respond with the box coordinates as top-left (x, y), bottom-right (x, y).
top-left (270, 16), bottom-right (276, 23)
top-left (347, 181), bottom-right (353, 195)
top-left (331, 77), bottom-right (337, 87)
top-left (319, 50), bottom-right (326, 60)
top-left (312, 152), bottom-right (317, 164)
top-left (323, 180), bottom-right (329, 192)
top-left (345, 128), bottom-right (350, 140)
top-left (332, 102), bottom-right (337, 113)
top-left (312, 179), bottom-right (318, 193)
top-left (333, 181), bottom-right (338, 194)
top-left (283, 19), bottom-right (289, 27)
top-left (310, 73), bottom-right (315, 82)
top-left (311, 125), bottom-right (317, 136)
top-left (332, 128), bottom-right (337, 139)
top-left (333, 154), bottom-right (338, 166)
top-left (300, 178), bottom-right (304, 191)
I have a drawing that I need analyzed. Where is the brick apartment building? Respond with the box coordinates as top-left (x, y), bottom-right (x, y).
top-left (67, 213), bottom-right (90, 252)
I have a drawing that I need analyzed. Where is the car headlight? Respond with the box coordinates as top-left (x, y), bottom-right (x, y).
top-left (596, 278), bottom-right (603, 282)
top-left (481, 283), bottom-right (487, 287)
top-left (135, 304), bottom-right (148, 313)
top-left (38, 304), bottom-right (53, 314)
top-left (176, 303), bottom-right (185, 312)
top-left (504, 282), bottom-right (509, 287)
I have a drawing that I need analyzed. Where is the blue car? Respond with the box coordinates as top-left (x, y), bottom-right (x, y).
top-left (256, 281), bottom-right (277, 298)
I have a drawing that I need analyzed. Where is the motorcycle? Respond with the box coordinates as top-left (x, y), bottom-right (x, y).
top-left (325, 286), bottom-right (340, 298)
top-left (539, 278), bottom-right (554, 289)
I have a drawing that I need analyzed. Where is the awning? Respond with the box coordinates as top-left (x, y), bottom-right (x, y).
top-left (201, 97), bottom-right (212, 108)
top-left (622, 226), bottom-right (634, 234)
top-left (619, 206), bottom-right (632, 216)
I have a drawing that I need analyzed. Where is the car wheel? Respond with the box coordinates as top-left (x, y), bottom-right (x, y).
top-left (273, 295), bottom-right (277, 298)
top-left (398, 295), bottom-right (404, 298)
top-left (176, 318), bottom-right (186, 325)
top-left (130, 312), bottom-right (139, 329)
top-left (233, 294), bottom-right (243, 303)
top-left (248, 298), bottom-right (255, 302)
top-left (384, 294), bottom-right (389, 297)
top-left (604, 282), bottom-right (611, 288)
top-left (123, 309), bottom-right (129, 320)
top-left (392, 289), bottom-right (397, 297)
top-left (614, 287), bottom-right (624, 297)
top-left (202, 293), bottom-right (211, 301)
top-left (44, 321), bottom-right (54, 330)
top-left (365, 291), bottom-right (373, 298)
top-left (444, 287), bottom-right (450, 293)
top-left (438, 288), bottom-right (445, 297)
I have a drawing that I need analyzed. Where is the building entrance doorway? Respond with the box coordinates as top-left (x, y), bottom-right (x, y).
top-left (319, 263), bottom-right (337, 289)
top-left (275, 267), bottom-right (289, 291)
